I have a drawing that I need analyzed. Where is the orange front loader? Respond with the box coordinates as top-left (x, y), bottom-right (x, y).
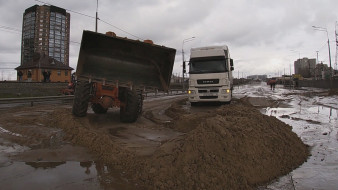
top-left (72, 31), bottom-right (176, 122)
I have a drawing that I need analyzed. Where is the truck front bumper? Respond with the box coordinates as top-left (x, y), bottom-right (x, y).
top-left (188, 87), bottom-right (232, 103)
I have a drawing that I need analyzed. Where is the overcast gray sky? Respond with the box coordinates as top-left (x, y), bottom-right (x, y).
top-left (1, 0), bottom-right (338, 80)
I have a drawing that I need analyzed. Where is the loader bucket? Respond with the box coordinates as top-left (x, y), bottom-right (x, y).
top-left (76, 30), bottom-right (176, 91)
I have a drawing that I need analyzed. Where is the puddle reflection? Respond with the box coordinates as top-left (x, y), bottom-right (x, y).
top-left (0, 161), bottom-right (137, 190)
top-left (309, 106), bottom-right (338, 121)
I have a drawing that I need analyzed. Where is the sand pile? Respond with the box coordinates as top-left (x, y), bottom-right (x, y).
top-left (46, 98), bottom-right (309, 189)
top-left (47, 109), bottom-right (136, 169)
top-left (134, 99), bottom-right (309, 189)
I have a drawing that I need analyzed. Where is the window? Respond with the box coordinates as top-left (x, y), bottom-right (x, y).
top-left (65, 70), bottom-right (68, 76)
top-left (57, 70), bottom-right (61, 76)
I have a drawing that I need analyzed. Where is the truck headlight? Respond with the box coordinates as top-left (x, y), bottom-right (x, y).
top-left (221, 89), bottom-right (231, 94)
top-left (189, 80), bottom-right (195, 85)
top-left (188, 90), bottom-right (195, 94)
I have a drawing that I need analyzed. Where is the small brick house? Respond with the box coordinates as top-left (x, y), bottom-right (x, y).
top-left (16, 53), bottom-right (73, 82)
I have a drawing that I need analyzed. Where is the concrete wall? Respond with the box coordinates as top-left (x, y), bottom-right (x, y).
top-left (299, 79), bottom-right (338, 89)
top-left (0, 81), bottom-right (68, 97)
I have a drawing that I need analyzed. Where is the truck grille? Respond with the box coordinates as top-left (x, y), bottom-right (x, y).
top-left (198, 89), bottom-right (219, 93)
top-left (200, 96), bottom-right (218, 99)
top-left (197, 79), bottom-right (219, 84)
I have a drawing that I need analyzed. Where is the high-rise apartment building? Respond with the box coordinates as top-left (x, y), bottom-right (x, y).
top-left (16, 5), bottom-right (73, 82)
top-left (294, 58), bottom-right (316, 78)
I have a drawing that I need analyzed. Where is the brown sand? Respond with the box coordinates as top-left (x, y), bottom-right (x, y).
top-left (42, 98), bottom-right (309, 190)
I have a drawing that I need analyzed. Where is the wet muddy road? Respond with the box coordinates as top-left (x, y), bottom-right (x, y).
top-left (235, 83), bottom-right (338, 190)
top-left (0, 95), bottom-right (190, 190)
top-left (0, 83), bottom-right (337, 189)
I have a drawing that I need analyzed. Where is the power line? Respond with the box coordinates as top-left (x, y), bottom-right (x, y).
top-left (317, 42), bottom-right (328, 52)
top-left (100, 20), bottom-right (144, 40)
top-left (35, 0), bottom-right (96, 19)
top-left (0, 26), bottom-right (21, 34)
top-left (0, 62), bottom-right (20, 64)
top-left (35, 0), bottom-right (144, 40)
top-left (0, 25), bottom-right (21, 32)
top-left (0, 24), bottom-right (81, 45)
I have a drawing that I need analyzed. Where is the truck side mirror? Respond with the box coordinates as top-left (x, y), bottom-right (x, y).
top-left (230, 59), bottom-right (234, 70)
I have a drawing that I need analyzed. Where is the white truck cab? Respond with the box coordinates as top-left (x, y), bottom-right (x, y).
top-left (188, 46), bottom-right (234, 105)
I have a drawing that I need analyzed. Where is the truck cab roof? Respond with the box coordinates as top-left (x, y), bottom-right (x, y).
top-left (190, 46), bottom-right (229, 58)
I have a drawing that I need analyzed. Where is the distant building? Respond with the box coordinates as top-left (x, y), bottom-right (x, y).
top-left (314, 62), bottom-right (331, 80)
top-left (16, 5), bottom-right (73, 82)
top-left (294, 58), bottom-right (316, 78)
top-left (247, 75), bottom-right (267, 80)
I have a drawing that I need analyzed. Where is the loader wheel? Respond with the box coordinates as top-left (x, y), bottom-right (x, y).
top-left (120, 89), bottom-right (140, 123)
top-left (91, 103), bottom-right (108, 114)
top-left (72, 80), bottom-right (91, 117)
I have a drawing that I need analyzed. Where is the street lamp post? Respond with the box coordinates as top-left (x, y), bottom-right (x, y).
top-left (312, 26), bottom-right (333, 79)
top-left (182, 37), bottom-right (195, 91)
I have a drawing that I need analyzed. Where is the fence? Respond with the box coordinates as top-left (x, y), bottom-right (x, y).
top-left (299, 79), bottom-right (338, 89)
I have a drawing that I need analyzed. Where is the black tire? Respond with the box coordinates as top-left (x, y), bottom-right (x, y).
top-left (72, 81), bottom-right (91, 117)
top-left (119, 88), bottom-right (140, 123)
top-left (91, 103), bottom-right (108, 114)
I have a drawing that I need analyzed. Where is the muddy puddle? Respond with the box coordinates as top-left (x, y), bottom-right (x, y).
top-left (0, 161), bottom-right (137, 190)
top-left (243, 83), bottom-right (338, 190)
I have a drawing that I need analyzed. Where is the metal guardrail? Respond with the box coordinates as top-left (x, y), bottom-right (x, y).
top-left (0, 89), bottom-right (186, 105)
top-left (0, 95), bottom-right (74, 104)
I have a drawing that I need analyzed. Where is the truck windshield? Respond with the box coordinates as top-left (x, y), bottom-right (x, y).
top-left (189, 57), bottom-right (228, 74)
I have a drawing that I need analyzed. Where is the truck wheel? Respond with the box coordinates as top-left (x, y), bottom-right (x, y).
top-left (72, 81), bottom-right (91, 117)
top-left (91, 103), bottom-right (108, 114)
top-left (120, 89), bottom-right (139, 123)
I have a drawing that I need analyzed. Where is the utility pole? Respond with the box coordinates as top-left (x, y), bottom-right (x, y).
top-left (335, 21), bottom-right (338, 71)
top-left (316, 51), bottom-right (319, 64)
top-left (312, 26), bottom-right (332, 79)
top-left (95, 0), bottom-right (98, 32)
top-left (182, 37), bottom-right (195, 91)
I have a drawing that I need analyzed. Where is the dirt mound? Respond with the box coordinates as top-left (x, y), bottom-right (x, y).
top-left (136, 99), bottom-right (309, 189)
top-left (45, 98), bottom-right (309, 189)
top-left (46, 109), bottom-right (136, 168)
